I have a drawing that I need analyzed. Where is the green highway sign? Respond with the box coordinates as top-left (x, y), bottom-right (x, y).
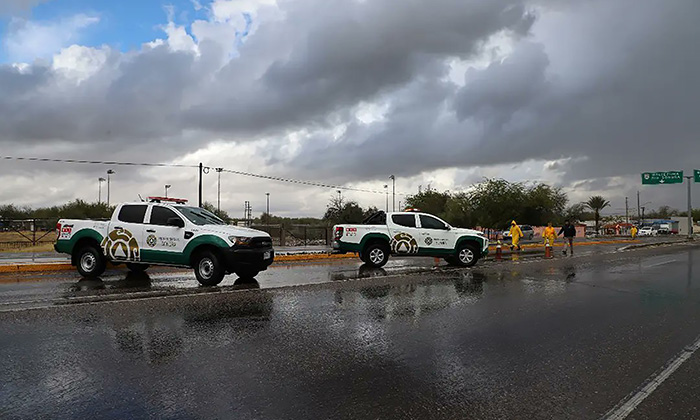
top-left (695, 169), bottom-right (700, 183)
top-left (641, 171), bottom-right (684, 185)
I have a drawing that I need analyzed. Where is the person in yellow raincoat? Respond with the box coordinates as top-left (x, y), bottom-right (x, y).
top-left (543, 222), bottom-right (556, 248)
top-left (631, 225), bottom-right (638, 239)
top-left (509, 220), bottom-right (523, 251)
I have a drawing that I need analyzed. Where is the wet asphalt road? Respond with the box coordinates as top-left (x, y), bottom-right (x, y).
top-left (2, 243), bottom-right (700, 419)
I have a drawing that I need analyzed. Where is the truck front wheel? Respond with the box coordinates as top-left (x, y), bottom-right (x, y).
top-left (455, 243), bottom-right (479, 267)
top-left (363, 243), bottom-right (390, 268)
top-left (76, 245), bottom-right (107, 278)
top-left (194, 250), bottom-right (225, 286)
top-left (234, 267), bottom-right (260, 279)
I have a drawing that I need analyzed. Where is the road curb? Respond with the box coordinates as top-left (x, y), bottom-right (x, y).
top-left (0, 252), bottom-right (361, 274)
top-left (616, 239), bottom-right (691, 251)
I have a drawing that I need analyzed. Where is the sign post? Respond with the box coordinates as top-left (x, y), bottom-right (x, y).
top-left (641, 171), bottom-right (684, 185)
top-left (641, 170), bottom-right (694, 239)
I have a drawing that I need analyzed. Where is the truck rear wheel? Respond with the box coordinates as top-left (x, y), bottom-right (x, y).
top-left (363, 243), bottom-right (390, 268)
top-left (76, 245), bottom-right (107, 278)
top-left (194, 250), bottom-right (225, 286)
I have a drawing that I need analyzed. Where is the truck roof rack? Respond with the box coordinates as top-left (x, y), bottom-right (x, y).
top-left (147, 196), bottom-right (188, 204)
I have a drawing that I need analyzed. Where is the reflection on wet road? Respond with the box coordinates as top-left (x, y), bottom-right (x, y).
top-left (1, 244), bottom-right (700, 419)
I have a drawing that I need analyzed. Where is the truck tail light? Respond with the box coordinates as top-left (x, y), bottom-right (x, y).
top-left (55, 222), bottom-right (61, 236)
top-left (334, 227), bottom-right (344, 240)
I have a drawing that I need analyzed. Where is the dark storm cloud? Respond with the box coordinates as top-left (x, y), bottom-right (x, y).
top-left (1, 0), bottom-right (699, 211)
top-left (287, 0), bottom-right (700, 188)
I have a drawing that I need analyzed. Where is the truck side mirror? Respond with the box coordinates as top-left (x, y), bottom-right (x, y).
top-left (167, 217), bottom-right (185, 228)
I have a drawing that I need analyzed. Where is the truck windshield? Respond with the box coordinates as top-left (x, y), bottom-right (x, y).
top-left (177, 206), bottom-right (226, 225)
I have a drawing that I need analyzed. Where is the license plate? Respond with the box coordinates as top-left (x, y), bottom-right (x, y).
top-left (263, 251), bottom-right (271, 260)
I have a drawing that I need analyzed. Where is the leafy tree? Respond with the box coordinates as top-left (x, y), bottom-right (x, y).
top-left (585, 196), bottom-right (610, 234)
top-left (404, 189), bottom-right (451, 217)
top-left (202, 201), bottom-right (231, 223)
top-left (520, 183), bottom-right (568, 226)
top-left (468, 179), bottom-right (526, 229)
top-left (565, 203), bottom-right (592, 223)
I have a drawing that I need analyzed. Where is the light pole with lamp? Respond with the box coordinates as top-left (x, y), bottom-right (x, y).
top-left (265, 192), bottom-right (270, 223)
top-left (165, 184), bottom-right (171, 198)
top-left (106, 169), bottom-right (115, 207)
top-left (98, 177), bottom-right (106, 204)
top-left (384, 185), bottom-right (388, 212)
top-left (640, 201), bottom-right (652, 225)
top-left (389, 175), bottom-right (395, 212)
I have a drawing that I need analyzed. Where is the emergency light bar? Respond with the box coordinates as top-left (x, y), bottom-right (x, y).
top-left (147, 196), bottom-right (188, 204)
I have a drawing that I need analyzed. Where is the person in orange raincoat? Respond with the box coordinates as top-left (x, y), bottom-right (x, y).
top-left (509, 220), bottom-right (523, 251)
top-left (543, 222), bottom-right (556, 248)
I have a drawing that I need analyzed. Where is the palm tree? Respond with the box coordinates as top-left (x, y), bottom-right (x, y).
top-left (586, 196), bottom-right (610, 234)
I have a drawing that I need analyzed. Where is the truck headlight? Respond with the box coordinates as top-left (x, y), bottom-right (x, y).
top-left (229, 236), bottom-right (252, 246)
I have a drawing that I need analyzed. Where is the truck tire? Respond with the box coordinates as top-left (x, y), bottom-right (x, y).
top-left (194, 250), bottom-right (225, 286)
top-left (455, 243), bottom-right (479, 267)
top-left (126, 263), bottom-right (149, 273)
top-left (363, 243), bottom-right (390, 268)
top-left (76, 245), bottom-right (107, 278)
top-left (234, 267), bottom-right (260, 279)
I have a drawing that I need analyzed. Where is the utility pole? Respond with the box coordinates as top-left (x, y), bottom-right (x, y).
top-left (389, 175), bottom-right (395, 212)
top-left (625, 196), bottom-right (629, 224)
top-left (685, 176), bottom-right (693, 239)
top-left (637, 191), bottom-right (641, 223)
top-left (641, 206), bottom-right (645, 225)
top-left (198, 163), bottom-right (203, 208)
top-left (98, 177), bottom-right (105, 204)
top-left (266, 192), bottom-right (270, 222)
top-left (106, 169), bottom-right (115, 207)
top-left (337, 190), bottom-right (342, 204)
top-left (216, 168), bottom-right (223, 212)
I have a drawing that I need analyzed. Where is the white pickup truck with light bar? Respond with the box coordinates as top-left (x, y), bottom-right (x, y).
top-left (54, 197), bottom-right (274, 286)
top-left (332, 210), bottom-right (489, 267)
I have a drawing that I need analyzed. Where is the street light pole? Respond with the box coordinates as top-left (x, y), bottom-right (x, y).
top-left (106, 170), bottom-right (115, 207)
top-left (98, 177), bottom-right (105, 204)
top-left (625, 196), bottom-right (629, 224)
top-left (389, 175), bottom-right (395, 212)
top-left (266, 192), bottom-right (270, 223)
top-left (165, 184), bottom-right (171, 198)
top-left (685, 176), bottom-right (693, 239)
top-left (384, 185), bottom-right (388, 212)
top-left (215, 168), bottom-right (223, 212)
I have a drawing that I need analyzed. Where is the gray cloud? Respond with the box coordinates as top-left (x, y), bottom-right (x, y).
top-left (0, 0), bottom-right (48, 15)
top-left (1, 0), bottom-right (699, 214)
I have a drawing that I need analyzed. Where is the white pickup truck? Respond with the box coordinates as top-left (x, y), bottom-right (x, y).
top-left (332, 210), bottom-right (489, 267)
top-left (54, 198), bottom-right (274, 286)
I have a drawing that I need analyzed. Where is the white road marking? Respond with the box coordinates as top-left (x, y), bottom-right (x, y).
top-left (643, 259), bottom-right (678, 269)
top-left (602, 334), bottom-right (700, 420)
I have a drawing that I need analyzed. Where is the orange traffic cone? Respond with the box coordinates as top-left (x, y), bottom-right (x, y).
top-left (545, 245), bottom-right (552, 259)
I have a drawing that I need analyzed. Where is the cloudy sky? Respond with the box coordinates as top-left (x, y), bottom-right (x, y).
top-left (1, 0), bottom-right (699, 219)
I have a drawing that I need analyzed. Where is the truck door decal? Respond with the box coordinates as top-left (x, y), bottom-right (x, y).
top-left (101, 228), bottom-right (140, 261)
top-left (391, 232), bottom-right (418, 254)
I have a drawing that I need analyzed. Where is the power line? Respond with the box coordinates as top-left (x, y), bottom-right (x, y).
top-left (0, 156), bottom-right (197, 168)
top-left (1, 155), bottom-right (408, 196)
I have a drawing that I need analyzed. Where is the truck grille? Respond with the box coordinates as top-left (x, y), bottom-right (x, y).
top-left (249, 237), bottom-right (273, 248)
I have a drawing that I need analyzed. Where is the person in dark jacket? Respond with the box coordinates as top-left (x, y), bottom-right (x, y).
top-left (559, 220), bottom-right (577, 255)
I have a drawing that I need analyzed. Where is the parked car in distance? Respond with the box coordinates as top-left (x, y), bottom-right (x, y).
top-left (502, 225), bottom-right (534, 240)
top-left (638, 227), bottom-right (657, 237)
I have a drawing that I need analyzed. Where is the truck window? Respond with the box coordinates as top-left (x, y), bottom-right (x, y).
top-left (392, 214), bottom-right (416, 228)
top-left (419, 215), bottom-right (447, 230)
top-left (150, 206), bottom-right (182, 226)
top-left (118, 205), bottom-right (147, 224)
